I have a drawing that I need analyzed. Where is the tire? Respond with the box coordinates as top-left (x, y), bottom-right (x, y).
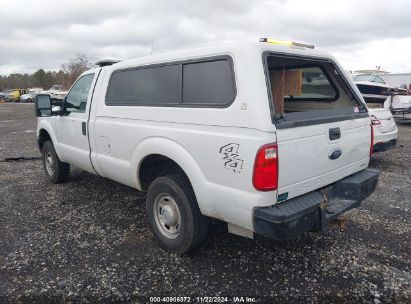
top-left (146, 174), bottom-right (208, 254)
top-left (42, 140), bottom-right (70, 183)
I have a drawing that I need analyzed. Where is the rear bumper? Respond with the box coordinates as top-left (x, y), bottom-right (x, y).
top-left (373, 139), bottom-right (397, 152)
top-left (373, 127), bottom-right (398, 152)
top-left (253, 168), bottom-right (379, 240)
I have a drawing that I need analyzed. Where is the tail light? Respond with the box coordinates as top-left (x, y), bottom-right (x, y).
top-left (253, 144), bottom-right (278, 191)
top-left (370, 125), bottom-right (374, 157)
top-left (370, 115), bottom-right (381, 125)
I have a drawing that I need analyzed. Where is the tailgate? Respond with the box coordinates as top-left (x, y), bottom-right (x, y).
top-left (264, 52), bottom-right (371, 202)
top-left (276, 117), bottom-right (371, 200)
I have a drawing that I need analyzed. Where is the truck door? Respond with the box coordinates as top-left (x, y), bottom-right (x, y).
top-left (55, 70), bottom-right (100, 173)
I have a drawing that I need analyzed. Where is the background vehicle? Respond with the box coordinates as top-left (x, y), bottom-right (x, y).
top-left (353, 72), bottom-right (409, 104)
top-left (5, 89), bottom-right (21, 102)
top-left (0, 91), bottom-right (6, 102)
top-left (353, 73), bottom-right (393, 103)
top-left (384, 93), bottom-right (411, 122)
top-left (42, 85), bottom-right (68, 100)
top-left (35, 41), bottom-right (379, 253)
top-left (20, 88), bottom-right (44, 102)
top-left (369, 108), bottom-right (398, 152)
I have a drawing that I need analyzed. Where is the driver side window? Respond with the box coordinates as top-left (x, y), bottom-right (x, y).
top-left (65, 73), bottom-right (95, 114)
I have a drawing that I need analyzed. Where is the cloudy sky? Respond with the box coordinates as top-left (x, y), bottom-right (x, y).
top-left (1, 0), bottom-right (410, 75)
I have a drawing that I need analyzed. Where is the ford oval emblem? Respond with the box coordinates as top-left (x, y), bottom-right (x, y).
top-left (329, 148), bottom-right (342, 160)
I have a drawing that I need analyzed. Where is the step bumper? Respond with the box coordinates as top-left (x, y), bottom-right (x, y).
top-left (254, 168), bottom-right (379, 240)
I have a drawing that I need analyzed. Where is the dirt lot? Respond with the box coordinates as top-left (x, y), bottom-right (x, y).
top-left (0, 103), bottom-right (410, 303)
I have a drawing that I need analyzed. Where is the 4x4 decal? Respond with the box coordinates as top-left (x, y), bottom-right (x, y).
top-left (219, 143), bottom-right (244, 173)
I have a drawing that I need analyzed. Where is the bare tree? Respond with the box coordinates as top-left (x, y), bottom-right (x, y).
top-left (61, 53), bottom-right (95, 88)
top-left (0, 53), bottom-right (95, 91)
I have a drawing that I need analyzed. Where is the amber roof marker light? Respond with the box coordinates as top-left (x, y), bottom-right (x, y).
top-left (259, 38), bottom-right (315, 49)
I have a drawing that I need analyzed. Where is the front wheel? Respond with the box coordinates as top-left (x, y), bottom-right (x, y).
top-left (146, 174), bottom-right (208, 254)
top-left (42, 140), bottom-right (70, 183)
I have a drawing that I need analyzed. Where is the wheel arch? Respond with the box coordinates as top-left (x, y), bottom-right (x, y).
top-left (37, 120), bottom-right (60, 155)
top-left (38, 128), bottom-right (51, 151)
top-left (132, 137), bottom-right (207, 208)
top-left (138, 154), bottom-right (191, 190)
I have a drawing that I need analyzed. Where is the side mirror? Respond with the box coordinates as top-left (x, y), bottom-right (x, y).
top-left (35, 94), bottom-right (52, 117)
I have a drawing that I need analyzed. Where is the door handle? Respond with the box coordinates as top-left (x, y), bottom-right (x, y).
top-left (82, 122), bottom-right (87, 136)
top-left (329, 127), bottom-right (341, 140)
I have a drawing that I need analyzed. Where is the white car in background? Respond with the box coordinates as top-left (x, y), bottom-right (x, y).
top-left (369, 108), bottom-right (398, 152)
top-left (20, 88), bottom-right (44, 102)
top-left (42, 85), bottom-right (68, 100)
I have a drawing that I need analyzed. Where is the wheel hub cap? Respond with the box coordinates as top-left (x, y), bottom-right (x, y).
top-left (153, 194), bottom-right (181, 239)
top-left (160, 205), bottom-right (178, 226)
top-left (45, 151), bottom-right (54, 175)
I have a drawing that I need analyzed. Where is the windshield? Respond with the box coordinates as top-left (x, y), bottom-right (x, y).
top-left (353, 74), bottom-right (386, 84)
top-left (353, 74), bottom-right (372, 81)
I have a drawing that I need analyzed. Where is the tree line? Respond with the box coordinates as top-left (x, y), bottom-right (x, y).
top-left (0, 54), bottom-right (95, 91)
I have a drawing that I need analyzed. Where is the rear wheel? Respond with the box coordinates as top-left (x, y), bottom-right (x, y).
top-left (146, 174), bottom-right (208, 254)
top-left (42, 140), bottom-right (70, 183)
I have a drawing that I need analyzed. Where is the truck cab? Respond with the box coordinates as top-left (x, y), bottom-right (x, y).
top-left (35, 40), bottom-right (379, 253)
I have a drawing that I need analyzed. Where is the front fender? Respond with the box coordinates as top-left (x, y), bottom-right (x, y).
top-left (37, 118), bottom-right (61, 156)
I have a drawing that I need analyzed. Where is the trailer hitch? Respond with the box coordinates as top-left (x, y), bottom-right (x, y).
top-left (319, 191), bottom-right (347, 233)
top-left (329, 216), bottom-right (348, 233)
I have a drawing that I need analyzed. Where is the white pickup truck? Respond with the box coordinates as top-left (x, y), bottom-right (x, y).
top-left (35, 40), bottom-right (379, 253)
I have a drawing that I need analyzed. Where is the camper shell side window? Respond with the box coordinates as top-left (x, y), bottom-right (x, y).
top-left (105, 56), bottom-right (236, 108)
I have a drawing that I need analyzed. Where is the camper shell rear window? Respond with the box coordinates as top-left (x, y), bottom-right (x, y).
top-left (263, 52), bottom-right (367, 128)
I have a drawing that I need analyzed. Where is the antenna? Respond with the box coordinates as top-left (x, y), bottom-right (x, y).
top-left (150, 40), bottom-right (154, 55)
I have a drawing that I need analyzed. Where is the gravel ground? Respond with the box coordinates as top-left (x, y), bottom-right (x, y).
top-left (0, 103), bottom-right (410, 303)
